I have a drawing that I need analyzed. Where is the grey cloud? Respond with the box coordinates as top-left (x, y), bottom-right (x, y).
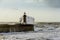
top-left (0, 0), bottom-right (44, 8)
top-left (45, 0), bottom-right (60, 8)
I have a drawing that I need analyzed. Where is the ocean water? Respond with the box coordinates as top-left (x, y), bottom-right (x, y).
top-left (0, 25), bottom-right (60, 40)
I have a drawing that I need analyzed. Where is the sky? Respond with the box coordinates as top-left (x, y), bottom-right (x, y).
top-left (0, 0), bottom-right (60, 22)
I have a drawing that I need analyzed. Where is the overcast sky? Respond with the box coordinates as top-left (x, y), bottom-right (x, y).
top-left (0, 0), bottom-right (60, 22)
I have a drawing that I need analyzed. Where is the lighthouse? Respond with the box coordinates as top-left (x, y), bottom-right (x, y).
top-left (23, 12), bottom-right (27, 24)
top-left (20, 12), bottom-right (34, 24)
top-left (19, 12), bottom-right (34, 31)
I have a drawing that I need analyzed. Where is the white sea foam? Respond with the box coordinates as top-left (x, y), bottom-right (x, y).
top-left (0, 25), bottom-right (60, 40)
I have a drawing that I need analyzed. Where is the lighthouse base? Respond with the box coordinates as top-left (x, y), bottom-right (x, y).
top-left (0, 24), bottom-right (34, 32)
top-left (19, 24), bottom-right (34, 32)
